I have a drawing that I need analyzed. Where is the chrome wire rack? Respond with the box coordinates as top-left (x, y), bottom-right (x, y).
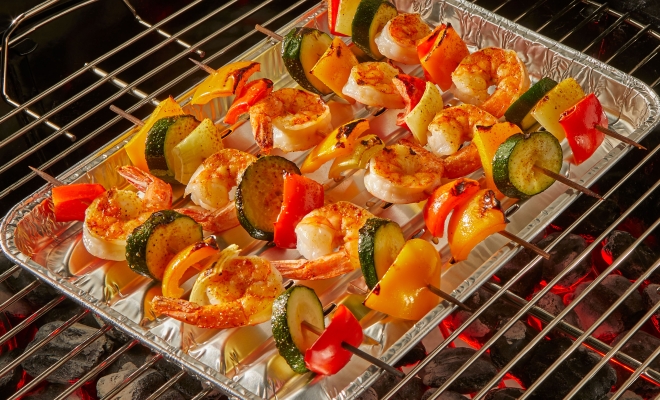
top-left (1, 0), bottom-right (660, 399)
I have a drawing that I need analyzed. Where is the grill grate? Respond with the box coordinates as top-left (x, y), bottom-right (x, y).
top-left (1, 0), bottom-right (660, 399)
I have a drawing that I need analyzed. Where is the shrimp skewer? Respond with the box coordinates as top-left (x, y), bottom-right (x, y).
top-left (152, 245), bottom-right (284, 329)
top-left (249, 88), bottom-right (332, 154)
top-left (363, 141), bottom-right (444, 204)
top-left (271, 202), bottom-right (374, 280)
top-left (451, 47), bottom-right (530, 118)
top-left (83, 166), bottom-right (172, 261)
top-left (342, 62), bottom-right (405, 109)
top-left (374, 13), bottom-right (432, 65)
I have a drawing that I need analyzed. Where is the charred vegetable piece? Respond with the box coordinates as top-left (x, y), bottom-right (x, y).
top-left (472, 122), bottom-right (523, 197)
top-left (274, 174), bottom-right (324, 249)
top-left (161, 237), bottom-right (219, 299)
top-left (417, 24), bottom-right (470, 91)
top-left (328, 134), bottom-right (384, 179)
top-left (352, 0), bottom-right (398, 60)
top-left (531, 77), bottom-right (585, 142)
top-left (423, 178), bottom-right (481, 238)
top-left (393, 75), bottom-right (443, 145)
top-left (172, 118), bottom-right (224, 184)
top-left (559, 93), bottom-right (608, 165)
top-left (310, 37), bottom-right (359, 102)
top-left (224, 78), bottom-right (274, 124)
top-left (504, 77), bottom-right (558, 130)
top-left (301, 119), bottom-right (370, 174)
top-left (358, 218), bottom-right (406, 289)
top-left (191, 61), bottom-right (260, 105)
top-left (282, 28), bottom-right (333, 95)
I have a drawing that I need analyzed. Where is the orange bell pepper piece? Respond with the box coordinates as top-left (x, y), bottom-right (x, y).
top-left (191, 61), bottom-right (260, 105)
top-left (472, 122), bottom-right (523, 197)
top-left (423, 178), bottom-right (481, 238)
top-left (224, 78), bottom-right (273, 124)
top-left (300, 119), bottom-right (370, 174)
top-left (417, 23), bottom-right (469, 91)
top-left (364, 239), bottom-right (441, 320)
top-left (447, 189), bottom-right (508, 261)
top-left (161, 237), bottom-right (220, 299)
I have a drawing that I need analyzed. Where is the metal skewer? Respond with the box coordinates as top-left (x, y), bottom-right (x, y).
top-left (596, 125), bottom-right (646, 150)
top-left (300, 320), bottom-right (405, 378)
top-left (532, 164), bottom-right (603, 200)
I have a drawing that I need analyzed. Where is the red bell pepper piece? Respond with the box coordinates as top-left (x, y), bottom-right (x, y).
top-left (274, 173), bottom-right (324, 249)
top-left (51, 183), bottom-right (106, 222)
top-left (559, 93), bottom-right (607, 165)
top-left (304, 305), bottom-right (363, 375)
top-left (392, 74), bottom-right (426, 128)
top-left (423, 178), bottom-right (481, 238)
top-left (223, 78), bottom-right (274, 125)
top-left (327, 0), bottom-right (343, 36)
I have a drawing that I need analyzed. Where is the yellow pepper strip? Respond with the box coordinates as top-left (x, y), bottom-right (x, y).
top-left (472, 122), bottom-right (522, 197)
top-left (364, 239), bottom-right (441, 320)
top-left (191, 61), bottom-right (260, 105)
top-left (124, 96), bottom-right (184, 172)
top-left (310, 37), bottom-right (359, 103)
top-left (328, 134), bottom-right (384, 179)
top-left (161, 237), bottom-right (220, 299)
top-left (447, 189), bottom-right (508, 261)
top-left (300, 119), bottom-right (370, 174)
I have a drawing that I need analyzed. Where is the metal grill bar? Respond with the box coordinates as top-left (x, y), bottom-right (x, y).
top-left (536, 0), bottom-right (583, 33)
top-left (581, 11), bottom-right (630, 52)
top-left (0, 295), bottom-right (65, 347)
top-left (613, 344), bottom-right (660, 399)
top-left (558, 1), bottom-right (608, 43)
top-left (99, 353), bottom-right (162, 400)
top-left (144, 370), bottom-right (187, 400)
top-left (0, 280), bottom-right (40, 313)
top-left (605, 24), bottom-right (651, 63)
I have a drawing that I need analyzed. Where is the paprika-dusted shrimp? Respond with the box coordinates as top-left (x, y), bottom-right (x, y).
top-left (427, 104), bottom-right (498, 156)
top-left (374, 13), bottom-right (432, 65)
top-left (342, 62), bottom-right (406, 109)
top-left (363, 141), bottom-right (444, 204)
top-left (83, 166), bottom-right (172, 261)
top-left (271, 202), bottom-right (374, 280)
top-left (249, 88), bottom-right (332, 153)
top-left (152, 245), bottom-right (284, 329)
top-left (451, 48), bottom-right (530, 118)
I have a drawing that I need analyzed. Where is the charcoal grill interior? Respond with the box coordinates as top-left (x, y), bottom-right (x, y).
top-left (1, 0), bottom-right (660, 399)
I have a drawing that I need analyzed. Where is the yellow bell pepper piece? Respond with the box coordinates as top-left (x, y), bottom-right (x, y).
top-left (300, 119), bottom-right (370, 174)
top-left (531, 77), bottom-right (585, 142)
top-left (472, 122), bottom-right (522, 197)
top-left (310, 37), bottom-right (359, 103)
top-left (124, 96), bottom-right (184, 172)
top-left (447, 189), bottom-right (507, 261)
top-left (364, 239), bottom-right (441, 320)
top-left (328, 134), bottom-right (384, 179)
top-left (161, 237), bottom-right (220, 299)
top-left (191, 61), bottom-right (260, 105)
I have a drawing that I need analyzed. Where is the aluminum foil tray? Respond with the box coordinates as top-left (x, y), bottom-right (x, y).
top-left (2, 0), bottom-right (659, 399)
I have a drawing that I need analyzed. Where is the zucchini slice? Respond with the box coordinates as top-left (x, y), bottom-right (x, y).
top-left (126, 210), bottom-right (203, 281)
top-left (272, 285), bottom-right (325, 374)
top-left (171, 118), bottom-right (224, 184)
top-left (492, 131), bottom-right (563, 199)
top-left (504, 77), bottom-right (558, 130)
top-left (352, 0), bottom-right (398, 60)
top-left (235, 155), bottom-right (301, 241)
top-left (358, 218), bottom-right (405, 289)
top-left (282, 27), bottom-right (333, 95)
top-left (145, 115), bottom-right (200, 182)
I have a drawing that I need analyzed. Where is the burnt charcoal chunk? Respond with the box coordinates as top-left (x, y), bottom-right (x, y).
top-left (38, 299), bottom-right (99, 329)
top-left (0, 349), bottom-right (24, 399)
top-left (533, 292), bottom-right (579, 335)
top-left (22, 321), bottom-right (112, 384)
top-left (356, 387), bottom-right (377, 400)
top-left (97, 363), bottom-right (185, 400)
top-left (370, 372), bottom-right (425, 400)
top-left (602, 231), bottom-right (658, 282)
top-left (421, 389), bottom-right (467, 400)
top-left (484, 388), bottom-right (525, 400)
top-left (420, 347), bottom-right (498, 393)
top-left (536, 232), bottom-right (591, 290)
top-left (493, 248), bottom-right (542, 298)
top-left (554, 197), bottom-right (620, 239)
top-left (521, 337), bottom-right (616, 400)
top-left (611, 330), bottom-right (660, 399)
top-left (446, 288), bottom-right (518, 347)
top-left (394, 341), bottom-right (426, 368)
top-left (23, 383), bottom-right (85, 400)
top-left (106, 347), bottom-right (151, 375)
top-left (642, 284), bottom-right (660, 334)
top-left (567, 275), bottom-right (644, 343)
top-left (490, 321), bottom-right (537, 379)
top-left (154, 358), bottom-right (225, 400)
top-left (4, 268), bottom-right (59, 308)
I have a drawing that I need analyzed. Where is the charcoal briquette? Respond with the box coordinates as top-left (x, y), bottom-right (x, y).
top-left (484, 387), bottom-right (526, 400)
top-left (601, 231), bottom-right (658, 282)
top-left (370, 372), bottom-right (425, 400)
top-left (611, 330), bottom-right (660, 399)
top-left (97, 362), bottom-right (185, 400)
top-left (604, 390), bottom-right (644, 399)
top-left (394, 341), bottom-right (426, 368)
top-left (22, 383), bottom-right (85, 400)
top-left (490, 320), bottom-right (537, 380)
top-left (554, 198), bottom-right (620, 239)
top-left (421, 388), bottom-right (468, 400)
top-left (420, 347), bottom-right (498, 393)
top-left (155, 357), bottom-right (225, 400)
top-left (0, 349), bottom-right (24, 400)
top-left (536, 232), bottom-right (591, 290)
top-left (356, 387), bottom-right (378, 400)
top-left (642, 283), bottom-right (660, 334)
top-left (22, 321), bottom-right (112, 384)
top-left (4, 268), bottom-right (59, 308)
top-left (493, 247), bottom-right (542, 298)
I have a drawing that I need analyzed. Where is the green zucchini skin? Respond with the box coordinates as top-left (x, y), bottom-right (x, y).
top-left (271, 285), bottom-right (324, 374)
top-left (504, 77), bottom-right (558, 130)
top-left (145, 115), bottom-right (200, 182)
top-left (352, 0), bottom-right (398, 60)
top-left (492, 131), bottom-right (563, 199)
top-left (235, 155), bottom-right (301, 241)
top-left (358, 218), bottom-right (405, 289)
top-left (281, 27), bottom-right (332, 95)
top-left (125, 210), bottom-right (202, 280)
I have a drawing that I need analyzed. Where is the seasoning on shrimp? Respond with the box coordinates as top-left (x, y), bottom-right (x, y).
top-left (249, 88), bottom-right (332, 154)
top-left (451, 47), bottom-right (530, 118)
top-left (363, 141), bottom-right (444, 204)
top-left (342, 62), bottom-right (405, 109)
top-left (374, 13), bottom-right (432, 65)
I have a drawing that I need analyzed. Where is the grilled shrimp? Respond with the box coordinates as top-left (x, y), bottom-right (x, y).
top-left (271, 202), bottom-right (374, 280)
top-left (451, 48), bottom-right (530, 118)
top-left (374, 13), bottom-right (432, 65)
top-left (363, 141), bottom-right (444, 204)
top-left (83, 166), bottom-right (172, 261)
top-left (342, 62), bottom-right (405, 109)
top-left (427, 104), bottom-right (498, 156)
top-left (152, 245), bottom-right (284, 329)
top-left (249, 88), bottom-right (332, 153)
